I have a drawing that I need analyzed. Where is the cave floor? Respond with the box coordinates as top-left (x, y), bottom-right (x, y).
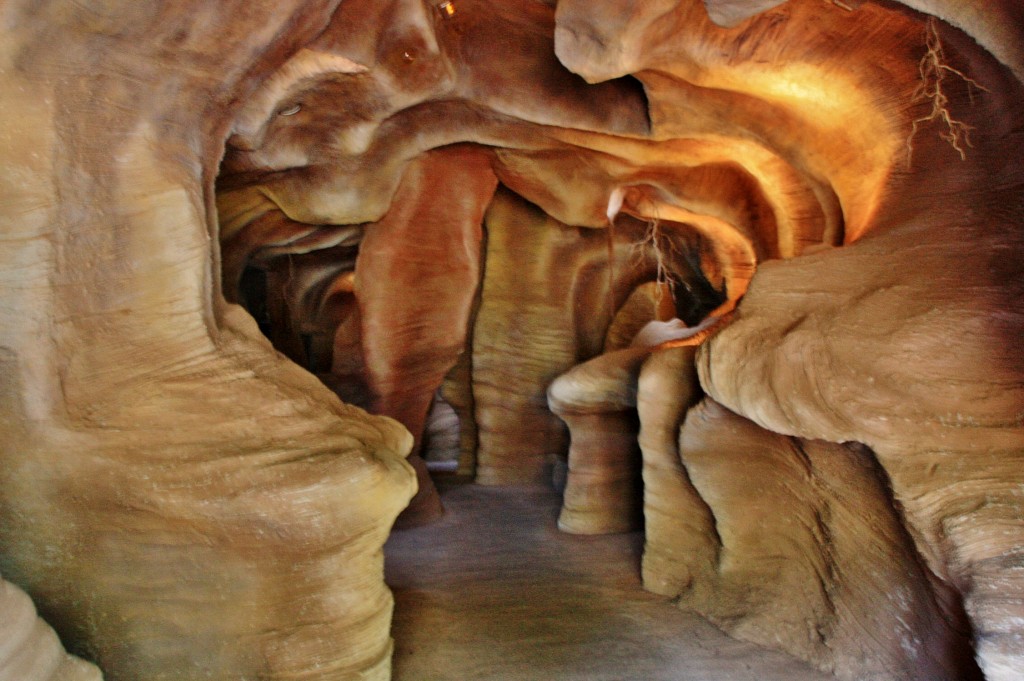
top-left (384, 480), bottom-right (834, 681)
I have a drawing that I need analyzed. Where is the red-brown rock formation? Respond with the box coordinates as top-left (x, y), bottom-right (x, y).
top-left (1, 0), bottom-right (1022, 680)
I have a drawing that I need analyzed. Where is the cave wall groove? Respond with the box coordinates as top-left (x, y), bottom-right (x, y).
top-left (0, 1), bottom-right (1022, 680)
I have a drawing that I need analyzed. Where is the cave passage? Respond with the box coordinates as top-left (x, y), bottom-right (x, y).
top-left (384, 480), bottom-right (836, 681)
top-left (1, 1), bottom-right (1022, 681)
top-left (209, 1), bottom-right (1024, 678)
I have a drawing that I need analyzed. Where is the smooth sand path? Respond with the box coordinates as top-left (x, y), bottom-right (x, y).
top-left (386, 481), bottom-right (835, 681)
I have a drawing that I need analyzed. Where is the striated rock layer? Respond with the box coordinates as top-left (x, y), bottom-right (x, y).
top-left (554, 1), bottom-right (1024, 679)
top-left (1, 0), bottom-right (1022, 680)
top-left (0, 2), bottom-right (415, 680)
top-left (648, 399), bottom-right (980, 680)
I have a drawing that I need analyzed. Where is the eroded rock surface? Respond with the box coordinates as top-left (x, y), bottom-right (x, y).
top-left (1, 0), bottom-right (1022, 680)
top-left (551, 1), bottom-right (1024, 678)
top-left (0, 2), bottom-right (415, 680)
top-left (659, 400), bottom-right (980, 680)
top-left (0, 575), bottom-right (102, 681)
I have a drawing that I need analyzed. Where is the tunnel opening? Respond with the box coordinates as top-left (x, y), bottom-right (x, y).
top-left (217, 170), bottom-right (728, 490)
top-left (207, 0), bottom-right (888, 670)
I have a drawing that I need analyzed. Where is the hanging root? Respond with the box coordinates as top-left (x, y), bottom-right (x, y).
top-left (630, 215), bottom-right (684, 316)
top-left (606, 187), bottom-right (687, 320)
top-left (905, 17), bottom-right (989, 165)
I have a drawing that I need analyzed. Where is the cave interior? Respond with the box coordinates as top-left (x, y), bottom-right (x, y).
top-left (0, 1), bottom-right (1023, 680)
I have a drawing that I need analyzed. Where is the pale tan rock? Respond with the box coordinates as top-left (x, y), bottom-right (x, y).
top-left (663, 399), bottom-right (980, 681)
top-left (2, 0), bottom-right (1023, 680)
top-left (471, 190), bottom-right (581, 484)
top-left (548, 347), bottom-right (650, 534)
top-left (635, 345), bottom-right (709, 597)
top-left (549, 320), bottom-right (719, 535)
top-left (0, 576), bottom-right (103, 681)
top-left (0, 3), bottom-right (416, 680)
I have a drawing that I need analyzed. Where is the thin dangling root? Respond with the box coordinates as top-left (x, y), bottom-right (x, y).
top-left (905, 16), bottom-right (989, 165)
top-left (608, 187), bottom-right (687, 321)
top-left (631, 215), bottom-right (683, 315)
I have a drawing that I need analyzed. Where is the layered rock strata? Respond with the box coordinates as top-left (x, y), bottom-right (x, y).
top-left (0, 3), bottom-right (415, 680)
top-left (1, 0), bottom-right (1022, 680)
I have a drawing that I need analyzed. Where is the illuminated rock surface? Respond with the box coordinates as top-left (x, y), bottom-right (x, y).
top-left (0, 0), bottom-right (1021, 679)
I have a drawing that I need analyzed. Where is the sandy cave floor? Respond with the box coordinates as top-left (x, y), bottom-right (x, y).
top-left (385, 480), bottom-right (835, 681)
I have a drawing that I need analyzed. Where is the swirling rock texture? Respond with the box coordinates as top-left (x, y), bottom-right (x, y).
top-left (650, 399), bottom-right (981, 680)
top-left (548, 320), bottom-right (710, 535)
top-left (1, 0), bottom-right (1022, 680)
top-left (558, 0), bottom-right (1023, 678)
top-left (0, 2), bottom-right (415, 681)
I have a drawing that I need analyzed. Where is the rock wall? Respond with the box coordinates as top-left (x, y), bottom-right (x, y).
top-left (650, 399), bottom-right (980, 680)
top-left (1, 0), bottom-right (1022, 680)
top-left (552, 1), bottom-right (1023, 678)
top-left (0, 2), bottom-right (415, 680)
top-left (0, 575), bottom-right (102, 681)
